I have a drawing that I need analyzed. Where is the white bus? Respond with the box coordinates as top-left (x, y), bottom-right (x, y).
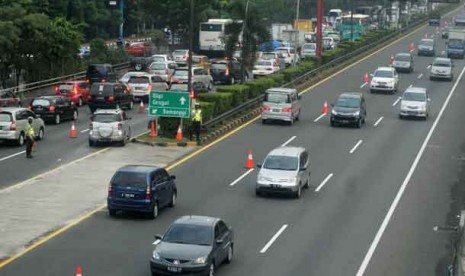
top-left (199, 19), bottom-right (233, 52)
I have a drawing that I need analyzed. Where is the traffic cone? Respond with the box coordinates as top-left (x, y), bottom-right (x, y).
top-left (175, 124), bottom-right (183, 141)
top-left (139, 101), bottom-right (145, 113)
top-left (409, 42), bottom-right (415, 52)
top-left (435, 26), bottom-right (439, 34)
top-left (70, 121), bottom-right (77, 138)
top-left (322, 101), bottom-right (328, 114)
top-left (150, 120), bottom-right (157, 138)
top-left (424, 32), bottom-right (428, 39)
top-left (245, 150), bottom-right (254, 169)
top-left (389, 54), bottom-right (394, 65)
top-left (75, 266), bottom-right (82, 276)
top-left (363, 72), bottom-right (370, 83)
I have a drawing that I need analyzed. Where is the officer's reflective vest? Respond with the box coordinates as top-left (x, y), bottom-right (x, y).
top-left (192, 109), bottom-right (202, 122)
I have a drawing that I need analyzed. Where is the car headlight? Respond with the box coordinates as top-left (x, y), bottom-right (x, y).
top-left (152, 251), bottom-right (161, 260)
top-left (371, 80), bottom-right (378, 85)
top-left (258, 174), bottom-right (265, 182)
top-left (331, 109), bottom-right (338, 115)
top-left (353, 111), bottom-right (360, 116)
top-left (193, 256), bottom-right (207, 264)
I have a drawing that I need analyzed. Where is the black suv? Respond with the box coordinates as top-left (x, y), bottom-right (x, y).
top-left (29, 96), bottom-right (78, 124)
top-left (210, 59), bottom-right (248, 85)
top-left (88, 83), bottom-right (134, 113)
top-left (428, 12), bottom-right (441, 26)
top-left (86, 64), bottom-right (117, 84)
top-left (330, 92), bottom-right (366, 128)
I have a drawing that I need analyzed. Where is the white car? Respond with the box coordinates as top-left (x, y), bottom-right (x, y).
top-left (172, 49), bottom-right (189, 65)
top-left (399, 87), bottom-right (431, 120)
top-left (301, 43), bottom-right (316, 58)
top-left (147, 61), bottom-right (177, 82)
top-left (430, 57), bottom-right (453, 81)
top-left (151, 54), bottom-right (171, 63)
top-left (276, 47), bottom-right (300, 66)
top-left (370, 67), bottom-right (399, 94)
top-left (170, 67), bottom-right (213, 92)
top-left (253, 60), bottom-right (280, 77)
top-left (127, 74), bottom-right (168, 101)
top-left (119, 71), bottom-right (148, 85)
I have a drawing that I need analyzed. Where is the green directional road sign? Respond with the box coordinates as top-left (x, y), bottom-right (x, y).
top-left (149, 91), bottom-right (191, 118)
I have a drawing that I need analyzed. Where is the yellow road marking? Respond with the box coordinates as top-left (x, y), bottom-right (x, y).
top-left (0, 19), bottom-right (432, 269)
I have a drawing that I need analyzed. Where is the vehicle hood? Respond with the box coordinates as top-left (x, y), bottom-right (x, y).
top-left (154, 242), bottom-right (211, 261)
top-left (332, 106), bottom-right (360, 114)
top-left (418, 45), bottom-right (433, 50)
top-left (431, 66), bottom-right (451, 74)
top-left (258, 168), bottom-right (297, 181)
top-left (371, 77), bottom-right (395, 83)
top-left (401, 100), bottom-right (426, 110)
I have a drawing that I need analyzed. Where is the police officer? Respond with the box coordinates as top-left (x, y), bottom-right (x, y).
top-left (191, 103), bottom-right (202, 142)
top-left (25, 117), bottom-right (35, 158)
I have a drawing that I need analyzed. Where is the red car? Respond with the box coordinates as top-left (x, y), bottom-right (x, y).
top-left (55, 81), bottom-right (90, 106)
top-left (0, 90), bottom-right (21, 107)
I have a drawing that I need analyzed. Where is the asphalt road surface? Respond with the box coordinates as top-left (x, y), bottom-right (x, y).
top-left (2, 7), bottom-right (465, 276)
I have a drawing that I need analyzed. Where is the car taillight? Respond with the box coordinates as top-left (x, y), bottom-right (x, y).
top-left (145, 186), bottom-right (151, 200)
top-left (73, 84), bottom-right (78, 94)
top-left (49, 105), bottom-right (56, 112)
top-left (282, 107), bottom-right (292, 112)
top-left (118, 123), bottom-right (122, 130)
top-left (107, 96), bottom-right (114, 102)
top-left (107, 183), bottom-right (113, 197)
top-left (102, 79), bottom-right (106, 83)
top-left (55, 86), bottom-right (59, 93)
top-left (225, 68), bottom-right (230, 75)
top-left (261, 106), bottom-right (270, 111)
top-left (10, 120), bottom-right (16, 130)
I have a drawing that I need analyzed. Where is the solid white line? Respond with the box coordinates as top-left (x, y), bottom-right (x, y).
top-left (408, 84), bottom-right (413, 88)
top-left (260, 224), bottom-right (288, 253)
top-left (355, 63), bottom-right (465, 276)
top-left (229, 168), bottom-right (254, 186)
top-left (392, 98), bottom-right (401, 106)
top-left (374, 116), bottom-right (384, 127)
top-left (281, 136), bottom-right (297, 147)
top-left (315, 173), bottom-right (334, 192)
top-left (360, 82), bottom-right (368, 88)
top-left (349, 140), bottom-right (363, 154)
top-left (0, 151), bottom-right (26, 162)
top-left (427, 65), bottom-right (432, 69)
top-left (313, 113), bottom-right (326, 122)
top-left (80, 129), bottom-right (89, 133)
top-left (417, 73), bottom-right (423, 79)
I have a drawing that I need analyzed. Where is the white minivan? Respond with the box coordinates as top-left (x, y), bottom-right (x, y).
top-left (261, 88), bottom-right (301, 125)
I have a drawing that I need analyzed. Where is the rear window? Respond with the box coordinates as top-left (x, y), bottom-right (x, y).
top-left (128, 76), bottom-right (150, 84)
top-left (0, 112), bottom-right (12, 122)
top-left (58, 84), bottom-right (74, 91)
top-left (173, 50), bottom-right (188, 56)
top-left (174, 70), bottom-right (188, 76)
top-left (32, 99), bottom-right (51, 106)
top-left (374, 70), bottom-right (393, 78)
top-left (152, 57), bottom-right (166, 62)
top-left (111, 171), bottom-right (148, 188)
top-left (212, 63), bottom-right (227, 70)
top-left (395, 54), bottom-right (410, 61)
top-left (265, 92), bottom-right (290, 103)
top-left (257, 61), bottom-right (272, 67)
top-left (420, 40), bottom-right (433, 46)
top-left (90, 84), bottom-right (114, 95)
top-left (93, 113), bottom-right (121, 123)
top-left (262, 53), bottom-right (275, 60)
top-left (150, 63), bottom-right (166, 70)
top-left (88, 65), bottom-right (110, 75)
top-left (169, 84), bottom-right (188, 91)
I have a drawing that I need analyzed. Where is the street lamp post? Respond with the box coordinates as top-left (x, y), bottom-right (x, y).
top-left (240, 0), bottom-right (250, 84)
top-left (316, 0), bottom-right (323, 58)
top-left (188, 0), bottom-right (194, 96)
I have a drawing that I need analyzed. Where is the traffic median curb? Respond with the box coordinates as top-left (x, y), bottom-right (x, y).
top-left (131, 137), bottom-right (198, 147)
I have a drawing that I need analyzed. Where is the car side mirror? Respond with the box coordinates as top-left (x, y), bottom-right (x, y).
top-left (216, 239), bottom-right (224, 244)
top-left (170, 175), bottom-right (176, 180)
top-left (155, 234), bottom-right (162, 240)
top-left (300, 166), bottom-right (307, 171)
top-left (256, 163), bottom-right (262, 168)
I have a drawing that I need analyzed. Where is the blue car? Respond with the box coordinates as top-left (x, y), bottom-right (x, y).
top-left (107, 165), bottom-right (177, 219)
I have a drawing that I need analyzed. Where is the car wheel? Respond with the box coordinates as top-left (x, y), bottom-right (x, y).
top-left (289, 117), bottom-right (294, 126)
top-left (330, 120), bottom-right (335, 127)
top-left (37, 127), bottom-right (45, 140)
top-left (55, 114), bottom-right (61, 125)
top-left (356, 119), bottom-right (362, 128)
top-left (262, 119), bottom-right (267, 125)
top-left (78, 97), bottom-right (83, 107)
top-left (304, 176), bottom-right (310, 189)
top-left (109, 209), bottom-right (117, 217)
top-left (294, 185), bottom-right (301, 199)
top-left (225, 245), bottom-right (233, 264)
top-left (17, 132), bottom-right (25, 146)
top-left (150, 202), bottom-right (159, 219)
top-left (169, 192), bottom-right (177, 208)
top-left (88, 140), bottom-right (95, 147)
top-left (399, 114), bottom-right (404, 120)
top-left (255, 189), bottom-right (261, 197)
top-left (119, 138), bottom-right (126, 147)
top-left (73, 110), bottom-right (78, 121)
top-left (209, 263), bottom-right (215, 276)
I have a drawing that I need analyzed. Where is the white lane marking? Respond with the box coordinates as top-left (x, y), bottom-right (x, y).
top-left (409, 49), bottom-right (414, 53)
top-left (356, 63), bottom-right (465, 276)
top-left (374, 116), bottom-right (384, 127)
top-left (260, 224), bottom-right (288, 253)
top-left (314, 113), bottom-right (326, 122)
top-left (441, 50), bottom-right (445, 55)
top-left (349, 140), bottom-right (363, 154)
top-left (392, 98), bottom-right (401, 106)
top-left (408, 84), bottom-right (413, 88)
top-left (360, 82), bottom-right (368, 88)
top-left (315, 173), bottom-right (334, 192)
top-left (417, 73), bottom-right (423, 79)
top-left (80, 129), bottom-right (89, 133)
top-left (282, 136), bottom-right (297, 147)
top-left (0, 151), bottom-right (26, 162)
top-left (229, 168), bottom-right (254, 186)
top-left (427, 65), bottom-right (432, 69)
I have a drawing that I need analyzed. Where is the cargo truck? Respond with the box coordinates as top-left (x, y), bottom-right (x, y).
top-left (447, 28), bottom-right (465, 59)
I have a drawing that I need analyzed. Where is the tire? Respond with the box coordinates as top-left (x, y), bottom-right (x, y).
top-left (109, 209), bottom-right (117, 217)
top-left (255, 189), bottom-right (261, 197)
top-left (225, 245), bottom-right (233, 264)
top-left (73, 110), bottom-right (78, 121)
top-left (55, 114), bottom-right (61, 125)
top-left (369, 89), bottom-right (374, 94)
top-left (208, 263), bottom-right (215, 276)
top-left (119, 138), bottom-right (126, 147)
top-left (37, 127), bottom-right (45, 140)
top-left (150, 202), bottom-right (159, 219)
top-left (356, 119), bottom-right (362, 128)
top-left (289, 117), bottom-right (294, 126)
top-left (399, 114), bottom-right (404, 120)
top-left (89, 140), bottom-right (95, 147)
top-left (430, 76), bottom-right (434, 81)
top-left (78, 97), bottom-right (83, 107)
top-left (330, 120), bottom-right (336, 127)
top-left (294, 185), bottom-right (301, 199)
top-left (262, 119), bottom-right (267, 125)
top-left (17, 132), bottom-right (25, 146)
top-left (168, 192), bottom-right (177, 208)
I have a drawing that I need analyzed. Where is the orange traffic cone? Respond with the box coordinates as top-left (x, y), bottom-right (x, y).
top-left (150, 120), bottom-right (157, 138)
top-left (389, 54), bottom-right (394, 65)
top-left (175, 125), bottom-right (183, 141)
top-left (424, 32), bottom-right (428, 39)
top-left (75, 266), bottom-right (82, 276)
top-left (363, 72), bottom-right (370, 83)
top-left (139, 101), bottom-right (145, 113)
top-left (435, 26), bottom-right (439, 33)
top-left (322, 101), bottom-right (328, 114)
top-left (245, 150), bottom-right (254, 169)
top-left (409, 42), bottom-right (415, 52)
top-left (70, 121), bottom-right (77, 138)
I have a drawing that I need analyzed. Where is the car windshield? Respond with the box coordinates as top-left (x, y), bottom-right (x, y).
top-left (163, 223), bottom-right (212, 245)
top-left (174, 70), bottom-right (188, 76)
top-left (257, 61), bottom-right (272, 67)
top-left (374, 70), bottom-right (393, 78)
top-left (420, 40), bottom-right (433, 46)
top-left (433, 60), bottom-right (451, 67)
top-left (448, 39), bottom-right (463, 48)
top-left (395, 54), bottom-right (410, 61)
top-left (93, 113), bottom-right (120, 123)
top-left (403, 92), bottom-right (426, 102)
top-left (263, 155), bottom-right (299, 171)
top-left (262, 53), bottom-right (275, 60)
top-left (58, 84), bottom-right (74, 91)
top-left (152, 57), bottom-right (166, 62)
top-left (265, 92), bottom-right (290, 103)
top-left (335, 97), bottom-right (360, 108)
top-left (0, 112), bottom-right (12, 122)
top-left (128, 76), bottom-right (150, 84)
top-left (150, 63), bottom-right (166, 70)
top-left (276, 49), bottom-right (288, 54)
top-left (212, 63), bottom-right (227, 70)
top-left (111, 171), bottom-right (147, 188)
top-left (173, 50), bottom-right (187, 56)
top-left (302, 44), bottom-right (316, 50)
top-left (32, 99), bottom-right (51, 107)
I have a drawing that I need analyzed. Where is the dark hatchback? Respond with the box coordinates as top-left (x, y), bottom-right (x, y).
top-left (210, 59), bottom-right (246, 85)
top-left (86, 64), bottom-right (116, 84)
top-left (107, 165), bottom-right (177, 219)
top-left (88, 83), bottom-right (133, 113)
top-left (151, 216), bottom-right (234, 276)
top-left (330, 92), bottom-right (366, 128)
top-left (29, 96), bottom-right (78, 124)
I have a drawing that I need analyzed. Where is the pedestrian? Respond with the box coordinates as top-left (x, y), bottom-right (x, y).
top-left (25, 117), bottom-right (35, 158)
top-left (190, 103), bottom-right (202, 142)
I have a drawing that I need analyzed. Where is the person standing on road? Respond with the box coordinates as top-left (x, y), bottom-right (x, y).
top-left (190, 103), bottom-right (202, 142)
top-left (25, 117), bottom-right (35, 159)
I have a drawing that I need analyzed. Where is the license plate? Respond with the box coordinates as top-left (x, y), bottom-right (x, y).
top-left (272, 109), bottom-right (280, 112)
top-left (168, 267), bottom-right (182, 273)
top-left (124, 193), bottom-right (134, 198)
top-left (271, 184), bottom-right (281, 188)
top-left (341, 120), bottom-right (349, 124)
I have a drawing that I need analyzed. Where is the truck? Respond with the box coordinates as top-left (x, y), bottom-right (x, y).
top-left (294, 19), bottom-right (313, 32)
top-left (447, 28), bottom-right (465, 59)
top-left (270, 23), bottom-right (293, 41)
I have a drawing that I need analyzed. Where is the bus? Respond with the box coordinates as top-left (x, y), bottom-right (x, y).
top-left (339, 14), bottom-right (371, 40)
top-left (199, 19), bottom-right (241, 57)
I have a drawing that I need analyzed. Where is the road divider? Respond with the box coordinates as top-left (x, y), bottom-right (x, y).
top-left (350, 140), bottom-right (363, 154)
top-left (229, 168), bottom-right (254, 187)
top-left (374, 116), bottom-right (384, 127)
top-left (314, 113), bottom-right (327, 122)
top-left (315, 173), bottom-right (334, 192)
top-left (282, 136), bottom-right (297, 147)
top-left (260, 224), bottom-right (288, 254)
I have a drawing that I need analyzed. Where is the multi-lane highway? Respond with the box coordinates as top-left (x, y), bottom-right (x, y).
top-left (2, 7), bottom-right (465, 276)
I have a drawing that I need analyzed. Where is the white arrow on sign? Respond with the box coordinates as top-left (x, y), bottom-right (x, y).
top-left (179, 97), bottom-right (186, 105)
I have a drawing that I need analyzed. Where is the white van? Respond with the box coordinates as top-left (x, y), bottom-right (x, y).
top-left (261, 88), bottom-right (301, 125)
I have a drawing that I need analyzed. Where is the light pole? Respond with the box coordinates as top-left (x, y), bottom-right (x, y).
top-left (296, 0), bottom-right (300, 21)
top-left (240, 0), bottom-right (251, 84)
top-left (188, 0), bottom-right (194, 96)
top-left (316, 0), bottom-right (323, 58)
